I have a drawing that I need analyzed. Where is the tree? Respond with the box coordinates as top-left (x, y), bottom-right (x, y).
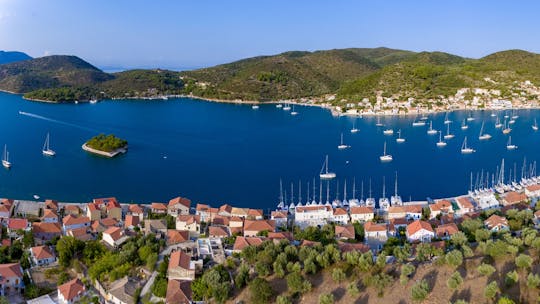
top-left (477, 263), bottom-right (496, 277)
top-left (364, 273), bottom-right (393, 297)
top-left (445, 250), bottom-right (463, 268)
top-left (484, 281), bottom-right (500, 300)
top-left (450, 232), bottom-right (468, 247)
top-left (151, 277), bottom-right (167, 297)
top-left (400, 264), bottom-right (415, 285)
top-left (235, 263), bottom-right (250, 288)
top-left (249, 278), bottom-right (273, 304)
top-left (446, 271), bottom-right (463, 289)
top-left (515, 254), bottom-right (532, 270)
top-left (332, 268), bottom-right (346, 283)
top-left (276, 295), bottom-right (292, 304)
top-left (505, 270), bottom-right (518, 286)
top-left (347, 281), bottom-right (359, 297)
top-left (497, 297), bottom-right (515, 304)
top-left (286, 271), bottom-right (311, 294)
top-left (393, 244), bottom-right (412, 263)
top-left (411, 279), bottom-right (430, 302)
top-left (527, 273), bottom-right (540, 289)
top-left (56, 236), bottom-right (85, 267)
top-left (319, 293), bottom-right (335, 304)
top-left (353, 222), bottom-right (365, 241)
top-left (475, 228), bottom-right (491, 242)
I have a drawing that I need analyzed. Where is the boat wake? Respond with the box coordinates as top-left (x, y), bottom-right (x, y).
top-left (18, 111), bottom-right (97, 132)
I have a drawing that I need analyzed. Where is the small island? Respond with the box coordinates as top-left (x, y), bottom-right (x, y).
top-left (82, 134), bottom-right (128, 158)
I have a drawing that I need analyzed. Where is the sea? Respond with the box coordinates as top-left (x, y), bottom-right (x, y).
top-left (0, 91), bottom-right (539, 212)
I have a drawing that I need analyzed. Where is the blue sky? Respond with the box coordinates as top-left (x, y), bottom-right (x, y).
top-left (0, 0), bottom-right (539, 70)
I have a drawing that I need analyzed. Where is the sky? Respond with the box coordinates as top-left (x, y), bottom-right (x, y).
top-left (1, 0), bottom-right (539, 71)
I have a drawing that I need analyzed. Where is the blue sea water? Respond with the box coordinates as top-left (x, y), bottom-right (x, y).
top-left (0, 92), bottom-right (538, 211)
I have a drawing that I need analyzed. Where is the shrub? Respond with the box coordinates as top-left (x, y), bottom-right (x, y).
top-left (515, 254), bottom-right (533, 270)
top-left (249, 278), bottom-right (273, 304)
top-left (445, 250), bottom-right (463, 268)
top-left (332, 268), bottom-right (346, 283)
top-left (527, 273), bottom-right (540, 289)
top-left (484, 281), bottom-right (500, 299)
top-left (286, 271), bottom-right (311, 294)
top-left (400, 264), bottom-right (415, 285)
top-left (505, 270), bottom-right (519, 286)
top-left (347, 281), bottom-right (359, 297)
top-left (497, 296), bottom-right (516, 304)
top-left (276, 295), bottom-right (292, 304)
top-left (319, 293), bottom-right (335, 304)
top-left (447, 271), bottom-right (463, 290)
top-left (477, 263), bottom-right (496, 276)
top-left (411, 279), bottom-right (430, 302)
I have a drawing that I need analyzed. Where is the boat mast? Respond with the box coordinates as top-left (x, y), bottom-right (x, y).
top-left (361, 180), bottom-right (364, 201)
top-left (319, 179), bottom-right (323, 204)
top-left (290, 182), bottom-right (294, 205)
top-left (382, 176), bottom-right (386, 198)
top-left (352, 177), bottom-right (356, 200)
top-left (394, 171), bottom-right (398, 197)
top-left (326, 180), bottom-right (330, 204)
top-left (279, 179), bottom-right (284, 205)
top-left (313, 177), bottom-right (316, 204)
top-left (343, 179), bottom-right (347, 201)
top-left (298, 180), bottom-right (302, 205)
top-left (306, 181), bottom-right (310, 204)
top-left (336, 180), bottom-right (339, 201)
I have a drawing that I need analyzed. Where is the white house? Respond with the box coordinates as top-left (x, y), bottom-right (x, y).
top-left (455, 197), bottom-right (475, 215)
top-left (62, 214), bottom-right (90, 233)
top-left (176, 215), bottom-right (201, 234)
top-left (30, 246), bottom-right (55, 266)
top-left (58, 278), bottom-right (86, 304)
top-left (270, 211), bottom-right (288, 228)
top-left (0, 263), bottom-right (24, 296)
top-left (332, 208), bottom-right (350, 225)
top-left (102, 227), bottom-right (128, 248)
top-left (525, 184), bottom-right (540, 198)
top-left (349, 206), bottom-right (374, 223)
top-left (167, 197), bottom-right (191, 217)
top-left (41, 209), bottom-right (59, 223)
top-left (406, 220), bottom-right (434, 243)
top-left (364, 222), bottom-right (388, 241)
top-left (294, 205), bottom-right (333, 227)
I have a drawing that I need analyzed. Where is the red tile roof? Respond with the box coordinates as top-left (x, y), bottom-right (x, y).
top-left (430, 200), bottom-right (453, 212)
top-left (526, 184), bottom-right (540, 192)
top-left (31, 246), bottom-right (54, 260)
top-left (364, 221), bottom-right (387, 232)
top-left (406, 220), bottom-right (434, 236)
top-left (103, 227), bottom-right (123, 241)
top-left (335, 225), bottom-right (355, 239)
top-left (167, 230), bottom-right (189, 244)
top-left (435, 223), bottom-right (460, 238)
top-left (244, 220), bottom-right (275, 232)
top-left (58, 278), bottom-right (85, 302)
top-left (151, 202), bottom-right (168, 210)
top-left (456, 197), bottom-right (474, 209)
top-left (177, 215), bottom-right (200, 225)
top-left (0, 263), bottom-right (23, 281)
top-left (62, 214), bottom-right (90, 226)
top-left (233, 236), bottom-right (263, 251)
top-left (504, 192), bottom-right (528, 204)
top-left (124, 215), bottom-right (140, 227)
top-left (350, 206), bottom-right (374, 214)
top-left (484, 214), bottom-right (509, 229)
top-left (208, 226), bottom-right (229, 237)
top-left (333, 208), bottom-right (348, 216)
top-left (128, 204), bottom-right (144, 214)
top-left (42, 209), bottom-right (58, 219)
top-left (45, 199), bottom-right (59, 210)
top-left (93, 197), bottom-right (117, 207)
top-left (32, 222), bottom-right (62, 234)
top-left (267, 231), bottom-right (293, 241)
top-left (169, 197), bottom-right (191, 208)
top-left (8, 218), bottom-right (28, 230)
top-left (166, 279), bottom-right (192, 304)
top-left (169, 251), bottom-right (191, 270)
top-left (271, 211), bottom-right (288, 218)
top-left (247, 209), bottom-right (263, 217)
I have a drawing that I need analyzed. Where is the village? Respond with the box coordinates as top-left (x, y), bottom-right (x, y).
top-left (0, 176), bottom-right (537, 304)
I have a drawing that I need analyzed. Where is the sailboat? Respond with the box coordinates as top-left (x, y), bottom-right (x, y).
top-left (444, 112), bottom-right (452, 124)
top-left (337, 133), bottom-right (350, 150)
top-left (461, 119), bottom-right (468, 130)
top-left (495, 116), bottom-right (502, 129)
top-left (506, 136), bottom-right (518, 150)
top-left (427, 121), bottom-right (437, 135)
top-left (461, 137), bottom-right (475, 154)
top-left (365, 179), bottom-right (375, 207)
top-left (383, 128), bottom-right (394, 135)
top-left (2, 145), bottom-right (11, 169)
top-left (478, 121), bottom-right (492, 140)
top-left (502, 119), bottom-right (512, 134)
top-left (379, 142), bottom-right (393, 162)
top-left (379, 177), bottom-right (390, 210)
top-left (390, 172), bottom-right (402, 206)
top-left (533, 119), bottom-right (538, 131)
top-left (443, 123), bottom-right (454, 139)
top-left (275, 104), bottom-right (283, 108)
top-left (42, 133), bottom-right (56, 156)
top-left (396, 129), bottom-right (405, 143)
top-left (290, 105), bottom-right (298, 115)
top-left (412, 115), bottom-right (426, 126)
top-left (319, 155), bottom-right (336, 180)
top-left (466, 111), bottom-right (475, 121)
top-left (490, 112), bottom-right (496, 117)
top-left (350, 121), bottom-right (359, 133)
top-left (251, 104), bottom-right (259, 109)
top-left (283, 104), bottom-right (291, 111)
top-left (436, 131), bottom-right (447, 147)
top-left (375, 116), bottom-right (384, 127)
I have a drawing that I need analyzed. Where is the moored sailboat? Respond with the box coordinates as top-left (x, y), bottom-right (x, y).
top-left (461, 137), bottom-right (475, 154)
top-left (42, 133), bottom-right (56, 156)
top-left (2, 145), bottom-right (11, 169)
top-left (319, 155), bottom-right (336, 180)
top-left (379, 142), bottom-right (393, 162)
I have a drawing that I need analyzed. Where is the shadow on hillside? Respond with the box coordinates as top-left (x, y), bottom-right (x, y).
top-left (354, 293), bottom-right (369, 304)
top-left (333, 287), bottom-right (345, 301)
top-left (450, 287), bottom-right (472, 303)
top-left (422, 269), bottom-right (439, 291)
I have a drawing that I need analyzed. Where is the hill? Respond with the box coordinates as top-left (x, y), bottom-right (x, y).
top-left (181, 48), bottom-right (412, 101)
top-left (0, 50), bottom-right (32, 65)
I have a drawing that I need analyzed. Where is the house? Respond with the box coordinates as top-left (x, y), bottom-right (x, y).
top-left (128, 204), bottom-right (145, 221)
top-left (218, 204), bottom-right (233, 217)
top-left (66, 227), bottom-right (94, 242)
top-left (229, 217), bottom-right (244, 229)
top-left (0, 204), bottom-right (10, 219)
top-left (63, 205), bottom-right (80, 216)
top-left (62, 214), bottom-right (90, 232)
top-left (268, 231), bottom-right (294, 243)
top-left (502, 191), bottom-right (528, 206)
top-left (105, 199), bottom-right (122, 220)
top-left (102, 227), bottom-right (128, 248)
top-left (350, 206), bottom-right (374, 223)
top-left (167, 230), bottom-right (190, 245)
top-left (337, 241), bottom-right (370, 254)
top-left (364, 222), bottom-right (388, 241)
top-left (294, 205), bottom-right (333, 227)
top-left (86, 203), bottom-right (102, 221)
top-left (455, 197), bottom-right (475, 214)
top-left (406, 220), bottom-right (435, 243)
top-left (168, 251), bottom-right (195, 281)
top-left (106, 276), bottom-right (139, 304)
top-left (233, 236), bottom-right (263, 252)
top-left (534, 210), bottom-right (540, 227)
top-left (58, 278), bottom-right (86, 304)
top-left (211, 215), bottom-right (229, 226)
top-left (484, 214), bottom-right (509, 232)
top-left (525, 184), bottom-right (540, 198)
top-left (335, 224), bottom-right (355, 240)
top-left (387, 206), bottom-right (407, 219)
top-left (91, 217), bottom-right (119, 233)
top-left (388, 218), bottom-right (409, 234)
top-left (41, 209), bottom-right (59, 223)
top-left (30, 245), bottom-right (55, 266)
top-left (45, 199), bottom-right (59, 211)
top-left (27, 294), bottom-right (56, 304)
top-left (166, 279), bottom-right (192, 304)
top-left (0, 263), bottom-right (24, 296)
top-left (195, 204), bottom-right (218, 223)
top-left (144, 219), bottom-right (167, 238)
top-left (176, 215), bottom-right (201, 234)
top-left (404, 205), bottom-right (423, 220)
top-left (247, 209), bottom-right (264, 220)
top-left (435, 223), bottom-right (459, 240)
top-left (124, 215), bottom-right (140, 230)
top-left (208, 226), bottom-right (230, 238)
top-left (33, 222), bottom-right (62, 241)
top-left (168, 197), bottom-right (191, 217)
top-left (7, 218), bottom-right (29, 234)
top-left (151, 202), bottom-right (168, 214)
top-left (332, 208), bottom-right (350, 225)
top-left (429, 200), bottom-right (454, 219)
top-left (243, 220), bottom-right (275, 237)
top-left (270, 211), bottom-right (288, 228)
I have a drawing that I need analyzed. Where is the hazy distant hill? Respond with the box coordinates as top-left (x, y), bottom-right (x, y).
top-left (0, 51), bottom-right (32, 65)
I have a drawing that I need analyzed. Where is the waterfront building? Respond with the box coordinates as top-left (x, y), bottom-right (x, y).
top-left (168, 197), bottom-right (191, 217)
top-left (406, 220), bottom-right (435, 243)
top-left (349, 206), bottom-right (374, 223)
top-left (294, 205), bottom-right (333, 227)
top-left (243, 219), bottom-right (275, 237)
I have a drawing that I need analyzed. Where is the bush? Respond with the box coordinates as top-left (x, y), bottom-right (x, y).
top-left (276, 295), bottom-right (292, 304)
top-left (445, 250), bottom-right (463, 268)
top-left (319, 293), bottom-right (335, 304)
top-left (477, 263), bottom-right (496, 276)
top-left (527, 273), bottom-right (540, 289)
top-left (235, 263), bottom-right (250, 288)
top-left (446, 271), bottom-right (463, 289)
top-left (515, 254), bottom-right (533, 270)
top-left (505, 270), bottom-right (519, 286)
top-left (497, 296), bottom-right (515, 304)
top-left (332, 268), bottom-right (346, 283)
top-left (85, 134), bottom-right (128, 152)
top-left (249, 278), bottom-right (273, 304)
top-left (411, 279), bottom-right (430, 302)
top-left (400, 264), bottom-right (415, 285)
top-left (286, 271), bottom-right (311, 294)
top-left (484, 281), bottom-right (500, 299)
top-left (347, 281), bottom-right (359, 297)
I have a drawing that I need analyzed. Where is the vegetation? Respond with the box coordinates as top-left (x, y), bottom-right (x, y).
top-left (411, 279), bottom-right (430, 302)
top-left (85, 134), bottom-right (128, 152)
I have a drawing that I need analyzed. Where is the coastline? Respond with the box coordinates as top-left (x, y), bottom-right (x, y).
top-left (82, 143), bottom-right (128, 158)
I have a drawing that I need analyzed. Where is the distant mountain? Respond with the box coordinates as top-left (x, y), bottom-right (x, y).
top-left (0, 51), bottom-right (32, 65)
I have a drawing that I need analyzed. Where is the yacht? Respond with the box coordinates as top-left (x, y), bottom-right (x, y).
top-left (461, 137), bottom-right (475, 154)
top-left (533, 119), bottom-right (539, 131)
top-left (461, 119), bottom-right (468, 130)
top-left (443, 123), bottom-right (454, 139)
top-left (396, 129), bottom-right (405, 143)
top-left (275, 104), bottom-right (283, 108)
top-left (283, 104), bottom-right (291, 111)
top-left (436, 131), bottom-right (447, 147)
top-left (379, 142), bottom-right (393, 162)
top-left (490, 112), bottom-right (496, 117)
top-left (375, 116), bottom-right (384, 127)
top-left (350, 121), bottom-right (359, 133)
top-left (427, 121), bottom-right (437, 135)
top-left (383, 128), bottom-right (394, 135)
top-left (319, 155), bottom-right (336, 180)
top-left (466, 111), bottom-right (475, 121)
top-left (506, 136), bottom-right (518, 150)
top-left (89, 99), bottom-right (98, 104)
top-left (502, 119), bottom-right (512, 134)
top-left (252, 105), bottom-right (259, 109)
top-left (412, 115), bottom-right (426, 126)
top-left (390, 172), bottom-right (402, 206)
top-left (495, 116), bottom-right (503, 129)
top-left (478, 121), bottom-right (492, 140)
top-left (444, 112), bottom-right (452, 124)
top-left (420, 113), bottom-right (429, 121)
top-left (2, 145), bottom-right (11, 169)
top-left (378, 177), bottom-right (390, 211)
top-left (42, 133), bottom-right (56, 156)
top-left (290, 105), bottom-right (298, 115)
top-left (337, 133), bottom-right (350, 150)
